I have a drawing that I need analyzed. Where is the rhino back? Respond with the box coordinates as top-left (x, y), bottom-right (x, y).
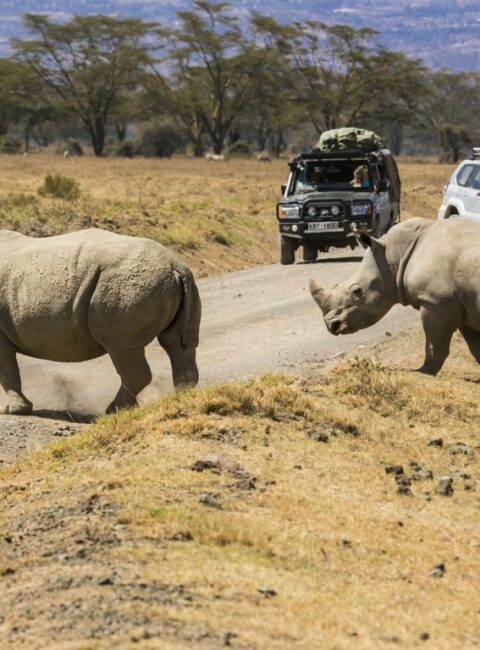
top-left (0, 229), bottom-right (183, 361)
top-left (404, 219), bottom-right (480, 323)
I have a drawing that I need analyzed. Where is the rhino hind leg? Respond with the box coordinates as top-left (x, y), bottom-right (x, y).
top-left (105, 347), bottom-right (152, 414)
top-left (0, 336), bottom-right (32, 415)
top-left (158, 330), bottom-right (199, 390)
top-left (418, 307), bottom-right (454, 375)
top-left (459, 327), bottom-right (480, 364)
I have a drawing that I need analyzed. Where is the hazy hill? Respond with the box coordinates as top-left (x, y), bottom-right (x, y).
top-left (0, 0), bottom-right (478, 70)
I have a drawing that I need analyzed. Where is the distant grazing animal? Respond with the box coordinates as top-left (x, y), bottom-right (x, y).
top-left (256, 153), bottom-right (271, 162)
top-left (310, 217), bottom-right (480, 374)
top-left (205, 152), bottom-right (225, 161)
top-left (63, 150), bottom-right (71, 159)
top-left (0, 229), bottom-right (201, 415)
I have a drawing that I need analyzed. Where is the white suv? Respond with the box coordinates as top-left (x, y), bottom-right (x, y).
top-left (438, 156), bottom-right (480, 221)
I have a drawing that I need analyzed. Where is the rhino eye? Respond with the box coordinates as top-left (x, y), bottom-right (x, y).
top-left (351, 286), bottom-right (363, 299)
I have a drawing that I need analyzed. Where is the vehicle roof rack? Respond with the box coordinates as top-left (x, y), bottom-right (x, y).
top-left (472, 147), bottom-right (480, 160)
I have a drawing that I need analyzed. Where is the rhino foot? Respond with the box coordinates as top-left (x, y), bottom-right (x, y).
top-left (0, 397), bottom-right (33, 415)
top-left (106, 398), bottom-right (138, 415)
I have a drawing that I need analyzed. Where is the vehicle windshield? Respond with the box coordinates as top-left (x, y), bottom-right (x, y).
top-left (293, 160), bottom-right (372, 194)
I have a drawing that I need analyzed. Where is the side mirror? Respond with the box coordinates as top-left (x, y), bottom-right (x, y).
top-left (281, 184), bottom-right (287, 195)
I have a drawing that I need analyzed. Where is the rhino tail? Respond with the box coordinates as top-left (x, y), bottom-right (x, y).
top-left (174, 267), bottom-right (201, 349)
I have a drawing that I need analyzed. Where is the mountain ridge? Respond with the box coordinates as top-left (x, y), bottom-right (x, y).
top-left (0, 0), bottom-right (477, 71)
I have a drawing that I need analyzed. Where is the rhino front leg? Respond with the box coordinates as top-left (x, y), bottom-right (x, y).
top-left (0, 334), bottom-right (32, 415)
top-left (105, 347), bottom-right (152, 414)
top-left (418, 307), bottom-right (454, 375)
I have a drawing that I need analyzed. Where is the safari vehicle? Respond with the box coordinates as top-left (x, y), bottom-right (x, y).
top-left (276, 132), bottom-right (401, 264)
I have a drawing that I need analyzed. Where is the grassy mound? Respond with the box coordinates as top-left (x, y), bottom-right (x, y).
top-left (1, 359), bottom-right (479, 648)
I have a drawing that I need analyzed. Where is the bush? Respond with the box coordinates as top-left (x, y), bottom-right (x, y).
top-left (38, 174), bottom-right (80, 200)
top-left (0, 135), bottom-right (22, 154)
top-left (227, 140), bottom-right (252, 157)
top-left (55, 139), bottom-right (84, 157)
top-left (114, 140), bottom-right (140, 158)
top-left (139, 122), bottom-right (186, 158)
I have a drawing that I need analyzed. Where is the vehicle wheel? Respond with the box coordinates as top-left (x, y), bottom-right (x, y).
top-left (303, 245), bottom-right (317, 263)
top-left (280, 235), bottom-right (295, 265)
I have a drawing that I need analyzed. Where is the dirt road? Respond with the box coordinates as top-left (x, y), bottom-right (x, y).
top-left (1, 251), bottom-right (420, 462)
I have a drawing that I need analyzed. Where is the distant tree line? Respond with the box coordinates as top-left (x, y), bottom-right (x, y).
top-left (0, 0), bottom-right (478, 161)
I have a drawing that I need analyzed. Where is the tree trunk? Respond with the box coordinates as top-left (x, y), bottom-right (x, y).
top-left (88, 119), bottom-right (106, 157)
top-left (115, 120), bottom-right (127, 143)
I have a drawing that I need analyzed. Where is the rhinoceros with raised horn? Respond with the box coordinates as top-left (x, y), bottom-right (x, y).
top-left (310, 217), bottom-right (480, 375)
top-left (0, 229), bottom-right (201, 414)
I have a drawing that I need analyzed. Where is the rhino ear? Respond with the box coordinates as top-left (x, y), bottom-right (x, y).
top-left (356, 231), bottom-right (385, 256)
top-left (309, 279), bottom-right (326, 308)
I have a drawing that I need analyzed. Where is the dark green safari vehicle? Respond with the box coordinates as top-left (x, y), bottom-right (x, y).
top-left (276, 129), bottom-right (401, 264)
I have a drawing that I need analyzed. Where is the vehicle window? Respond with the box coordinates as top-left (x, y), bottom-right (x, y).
top-left (469, 166), bottom-right (480, 190)
top-left (294, 160), bottom-right (371, 193)
top-left (456, 164), bottom-right (476, 187)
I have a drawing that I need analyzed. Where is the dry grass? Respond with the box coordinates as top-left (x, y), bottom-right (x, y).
top-left (1, 345), bottom-right (479, 648)
top-left (0, 152), bottom-right (455, 279)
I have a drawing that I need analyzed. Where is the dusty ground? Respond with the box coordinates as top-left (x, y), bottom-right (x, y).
top-left (1, 329), bottom-right (479, 649)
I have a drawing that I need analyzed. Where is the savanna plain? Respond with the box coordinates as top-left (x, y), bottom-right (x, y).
top-left (0, 153), bottom-right (479, 649)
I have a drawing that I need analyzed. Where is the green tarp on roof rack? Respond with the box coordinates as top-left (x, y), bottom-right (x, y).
top-left (314, 127), bottom-right (383, 153)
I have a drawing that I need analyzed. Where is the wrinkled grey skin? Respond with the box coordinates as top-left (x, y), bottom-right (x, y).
top-left (0, 229), bottom-right (201, 414)
top-left (310, 217), bottom-right (480, 375)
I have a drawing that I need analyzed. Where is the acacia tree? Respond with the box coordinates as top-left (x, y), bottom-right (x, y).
top-left (421, 71), bottom-right (477, 162)
top-left (14, 14), bottom-right (157, 156)
top-left (169, 1), bottom-right (270, 154)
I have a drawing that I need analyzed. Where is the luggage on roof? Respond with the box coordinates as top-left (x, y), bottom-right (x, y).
top-left (314, 127), bottom-right (383, 153)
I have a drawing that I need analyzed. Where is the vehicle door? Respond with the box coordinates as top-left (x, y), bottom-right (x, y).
top-left (372, 164), bottom-right (390, 233)
top-left (453, 163), bottom-right (477, 217)
top-left (462, 165), bottom-right (480, 219)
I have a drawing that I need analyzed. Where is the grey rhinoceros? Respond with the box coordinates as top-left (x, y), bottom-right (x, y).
top-left (309, 217), bottom-right (480, 374)
top-left (0, 229), bottom-right (201, 414)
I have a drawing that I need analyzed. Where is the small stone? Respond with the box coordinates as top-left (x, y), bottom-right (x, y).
top-left (394, 475), bottom-right (412, 486)
top-left (379, 633), bottom-right (400, 643)
top-left (293, 464), bottom-right (302, 470)
top-left (199, 493), bottom-right (223, 509)
top-left (308, 430), bottom-right (329, 443)
top-left (257, 587), bottom-right (277, 598)
top-left (419, 632), bottom-right (430, 641)
top-left (385, 331), bottom-right (392, 337)
top-left (436, 477), bottom-right (454, 497)
top-left (450, 442), bottom-right (469, 455)
top-left (412, 469), bottom-right (433, 481)
top-left (428, 438), bottom-right (443, 447)
top-left (464, 483), bottom-right (475, 492)
top-left (429, 563), bottom-right (446, 578)
top-left (222, 631), bottom-right (236, 646)
top-left (98, 576), bottom-right (114, 586)
top-left (397, 485), bottom-right (412, 496)
top-left (385, 465), bottom-right (404, 475)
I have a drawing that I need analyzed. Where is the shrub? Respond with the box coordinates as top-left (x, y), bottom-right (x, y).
top-left (38, 174), bottom-right (80, 200)
top-left (139, 121), bottom-right (186, 158)
top-left (114, 140), bottom-right (140, 158)
top-left (55, 139), bottom-right (84, 157)
top-left (0, 135), bottom-right (22, 154)
top-left (227, 140), bottom-right (251, 157)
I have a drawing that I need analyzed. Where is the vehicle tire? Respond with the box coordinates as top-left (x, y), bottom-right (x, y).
top-left (280, 235), bottom-right (295, 265)
top-left (303, 245), bottom-right (317, 262)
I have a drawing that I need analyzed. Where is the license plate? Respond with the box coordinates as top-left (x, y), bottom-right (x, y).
top-left (307, 221), bottom-right (343, 232)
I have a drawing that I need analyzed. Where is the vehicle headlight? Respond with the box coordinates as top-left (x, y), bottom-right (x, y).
top-left (307, 206), bottom-right (317, 217)
top-left (351, 203), bottom-right (372, 216)
top-left (278, 204), bottom-right (300, 219)
top-left (330, 205), bottom-right (340, 216)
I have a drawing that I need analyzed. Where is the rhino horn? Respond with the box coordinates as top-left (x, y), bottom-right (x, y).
top-left (309, 279), bottom-right (327, 308)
